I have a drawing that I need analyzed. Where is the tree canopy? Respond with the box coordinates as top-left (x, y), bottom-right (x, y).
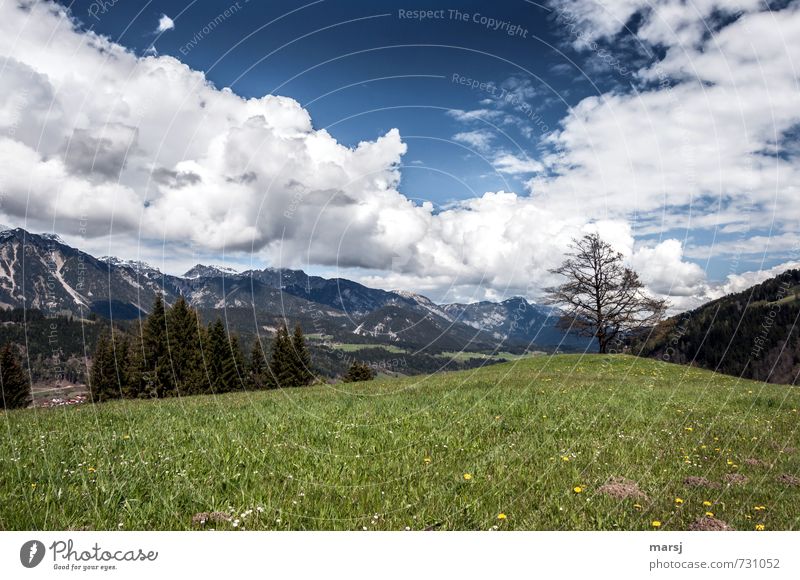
top-left (0, 343), bottom-right (31, 410)
top-left (85, 297), bottom-right (316, 403)
top-left (545, 233), bottom-right (667, 353)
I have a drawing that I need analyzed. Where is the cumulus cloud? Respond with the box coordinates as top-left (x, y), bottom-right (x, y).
top-left (0, 0), bottom-right (796, 309)
top-left (631, 240), bottom-right (706, 297)
top-left (0, 1), bottom-right (409, 255)
top-left (534, 1), bottom-right (800, 233)
top-left (156, 14), bottom-right (175, 33)
top-left (712, 261), bottom-right (800, 298)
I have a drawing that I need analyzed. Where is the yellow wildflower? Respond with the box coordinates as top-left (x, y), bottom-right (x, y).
top-left (651, 521), bottom-right (662, 528)
top-left (573, 486), bottom-right (583, 494)
top-left (705, 512), bottom-right (714, 517)
top-left (423, 457), bottom-right (432, 464)
top-left (702, 501), bottom-right (712, 507)
top-left (463, 473), bottom-right (472, 481)
top-left (497, 513), bottom-right (507, 520)
top-left (755, 524), bottom-right (765, 531)
top-left (674, 498), bottom-right (683, 505)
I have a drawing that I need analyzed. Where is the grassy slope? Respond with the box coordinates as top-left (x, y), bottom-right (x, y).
top-left (1, 354), bottom-right (799, 531)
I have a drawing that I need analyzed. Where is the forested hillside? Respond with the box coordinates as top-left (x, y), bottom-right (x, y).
top-left (635, 270), bottom-right (800, 384)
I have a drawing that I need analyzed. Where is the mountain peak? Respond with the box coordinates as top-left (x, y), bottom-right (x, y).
top-left (100, 256), bottom-right (160, 274)
top-left (183, 264), bottom-right (240, 279)
top-left (0, 227), bottom-right (70, 248)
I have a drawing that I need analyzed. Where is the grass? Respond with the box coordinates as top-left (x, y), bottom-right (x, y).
top-left (304, 333), bottom-right (334, 340)
top-left (1, 354), bottom-right (799, 531)
top-left (330, 342), bottom-right (407, 353)
top-left (440, 350), bottom-right (536, 361)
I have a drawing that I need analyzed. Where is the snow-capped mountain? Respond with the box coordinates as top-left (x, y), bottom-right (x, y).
top-left (0, 227), bottom-right (589, 351)
top-left (442, 297), bottom-right (590, 348)
top-left (183, 264), bottom-right (240, 279)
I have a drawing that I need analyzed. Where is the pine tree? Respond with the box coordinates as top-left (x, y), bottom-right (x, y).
top-left (290, 324), bottom-right (314, 386)
top-left (0, 343), bottom-right (31, 410)
top-left (248, 338), bottom-right (271, 390)
top-left (268, 324), bottom-right (293, 388)
top-left (142, 294), bottom-right (171, 397)
top-left (123, 334), bottom-right (145, 399)
top-left (220, 334), bottom-right (245, 392)
top-left (206, 318), bottom-right (229, 393)
top-left (114, 334), bottom-right (130, 394)
top-left (343, 361), bottom-right (376, 383)
top-left (90, 330), bottom-right (120, 402)
top-left (166, 296), bottom-right (204, 395)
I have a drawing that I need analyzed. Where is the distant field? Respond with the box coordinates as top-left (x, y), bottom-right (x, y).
top-left (1, 355), bottom-right (798, 531)
top-left (440, 350), bottom-right (537, 361)
top-left (329, 342), bottom-right (407, 353)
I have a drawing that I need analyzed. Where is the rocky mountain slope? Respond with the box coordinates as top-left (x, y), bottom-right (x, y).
top-left (0, 227), bottom-right (588, 353)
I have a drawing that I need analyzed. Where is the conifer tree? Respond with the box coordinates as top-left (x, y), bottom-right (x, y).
top-left (220, 334), bottom-right (245, 392)
top-left (142, 294), bottom-right (171, 397)
top-left (248, 338), bottom-right (271, 390)
top-left (343, 361), bottom-right (376, 383)
top-left (290, 324), bottom-right (314, 386)
top-left (166, 296), bottom-right (204, 395)
top-left (0, 343), bottom-right (31, 410)
top-left (90, 330), bottom-right (120, 402)
top-left (206, 318), bottom-right (229, 393)
top-left (268, 324), bottom-right (293, 388)
top-left (123, 334), bottom-right (146, 399)
top-left (115, 334), bottom-right (130, 394)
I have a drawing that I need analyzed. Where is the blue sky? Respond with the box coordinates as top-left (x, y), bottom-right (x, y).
top-left (2, 1), bottom-right (800, 308)
top-left (67, 0), bottom-right (596, 206)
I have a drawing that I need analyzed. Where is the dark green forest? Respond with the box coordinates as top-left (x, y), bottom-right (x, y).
top-left (635, 269), bottom-right (800, 384)
top-left (88, 295), bottom-right (315, 402)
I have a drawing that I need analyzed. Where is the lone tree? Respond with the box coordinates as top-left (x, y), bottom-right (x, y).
top-left (545, 233), bottom-right (667, 353)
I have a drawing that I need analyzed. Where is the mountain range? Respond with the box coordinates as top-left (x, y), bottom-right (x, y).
top-left (0, 227), bottom-right (587, 355)
top-left (3, 227), bottom-right (799, 385)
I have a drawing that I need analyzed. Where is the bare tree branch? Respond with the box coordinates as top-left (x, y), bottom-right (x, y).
top-left (545, 233), bottom-right (668, 353)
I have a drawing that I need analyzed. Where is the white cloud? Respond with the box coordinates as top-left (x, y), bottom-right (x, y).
top-left (446, 108), bottom-right (501, 123)
top-left (452, 130), bottom-right (495, 153)
top-left (0, 1), bottom-right (409, 261)
top-left (156, 14), bottom-right (175, 33)
top-left (492, 153), bottom-right (543, 175)
top-left (531, 2), bottom-right (800, 242)
top-left (631, 239), bottom-right (707, 297)
top-left (712, 261), bottom-right (800, 298)
top-left (0, 0), bottom-right (797, 311)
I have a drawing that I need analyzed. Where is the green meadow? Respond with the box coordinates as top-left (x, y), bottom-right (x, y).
top-left (1, 355), bottom-right (798, 531)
